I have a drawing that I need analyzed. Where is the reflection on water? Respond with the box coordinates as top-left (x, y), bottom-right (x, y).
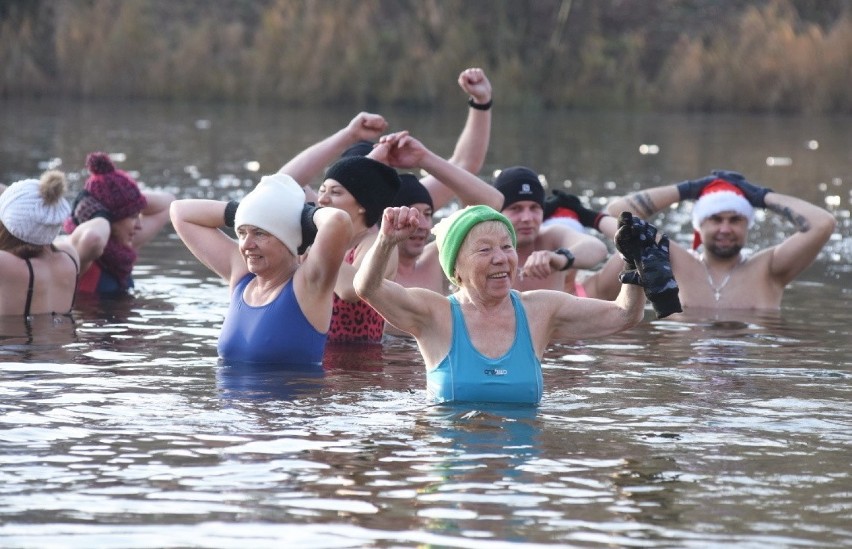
top-left (1, 101), bottom-right (851, 547)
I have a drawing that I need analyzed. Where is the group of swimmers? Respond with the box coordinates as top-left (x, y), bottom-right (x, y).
top-left (0, 67), bottom-right (837, 405)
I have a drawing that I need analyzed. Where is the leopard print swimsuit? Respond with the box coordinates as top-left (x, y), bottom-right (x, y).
top-left (327, 248), bottom-right (385, 343)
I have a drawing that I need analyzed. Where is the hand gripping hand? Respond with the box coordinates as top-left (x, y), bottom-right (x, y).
top-left (711, 169), bottom-right (772, 208)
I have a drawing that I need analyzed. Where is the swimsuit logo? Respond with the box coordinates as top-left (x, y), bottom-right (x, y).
top-left (483, 368), bottom-right (508, 376)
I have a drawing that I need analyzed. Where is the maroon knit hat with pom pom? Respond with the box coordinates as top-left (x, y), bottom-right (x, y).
top-left (84, 152), bottom-right (147, 220)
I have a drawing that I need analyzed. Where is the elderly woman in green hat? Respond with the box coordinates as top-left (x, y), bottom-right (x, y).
top-left (354, 204), bottom-right (651, 405)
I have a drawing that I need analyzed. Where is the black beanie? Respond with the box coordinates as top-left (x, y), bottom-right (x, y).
top-left (325, 156), bottom-right (401, 227)
top-left (341, 140), bottom-right (375, 158)
top-left (494, 166), bottom-right (545, 210)
top-left (392, 174), bottom-right (433, 209)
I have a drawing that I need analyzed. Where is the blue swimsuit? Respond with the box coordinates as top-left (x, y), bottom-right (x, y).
top-left (427, 291), bottom-right (543, 405)
top-left (217, 273), bottom-right (327, 365)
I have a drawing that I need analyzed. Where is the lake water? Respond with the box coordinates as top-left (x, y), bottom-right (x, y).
top-left (1, 99), bottom-right (850, 548)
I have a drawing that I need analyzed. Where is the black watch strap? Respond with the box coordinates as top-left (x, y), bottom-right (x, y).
top-left (554, 248), bottom-right (575, 271)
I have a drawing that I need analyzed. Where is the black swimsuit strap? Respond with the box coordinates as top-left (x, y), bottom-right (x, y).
top-left (24, 257), bottom-right (35, 317)
top-left (52, 245), bottom-right (80, 310)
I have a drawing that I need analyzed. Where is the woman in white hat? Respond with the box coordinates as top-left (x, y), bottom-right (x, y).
top-left (170, 173), bottom-right (352, 366)
top-left (0, 170), bottom-right (79, 317)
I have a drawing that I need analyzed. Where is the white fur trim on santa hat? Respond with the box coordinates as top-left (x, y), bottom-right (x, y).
top-left (0, 178), bottom-right (71, 245)
top-left (691, 190), bottom-right (754, 230)
top-left (542, 216), bottom-right (585, 233)
top-left (234, 173), bottom-right (305, 256)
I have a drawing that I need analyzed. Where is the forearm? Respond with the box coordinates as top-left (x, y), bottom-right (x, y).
top-left (278, 128), bottom-right (354, 188)
top-left (170, 199), bottom-right (229, 230)
top-left (141, 190), bottom-right (176, 216)
top-left (568, 238), bottom-right (608, 269)
top-left (420, 149), bottom-right (503, 210)
top-left (764, 192), bottom-right (837, 236)
top-left (447, 107), bottom-right (491, 174)
top-left (613, 281), bottom-right (646, 327)
top-left (606, 185), bottom-right (680, 219)
top-left (353, 237), bottom-right (397, 300)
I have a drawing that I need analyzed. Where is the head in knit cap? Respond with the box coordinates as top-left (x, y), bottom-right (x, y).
top-left (691, 179), bottom-right (755, 250)
top-left (431, 205), bottom-right (516, 285)
top-left (494, 166), bottom-right (545, 211)
top-left (0, 170), bottom-right (71, 255)
top-left (83, 152), bottom-right (147, 221)
top-left (323, 156), bottom-right (401, 227)
top-left (234, 173), bottom-right (306, 257)
top-left (392, 174), bottom-right (434, 210)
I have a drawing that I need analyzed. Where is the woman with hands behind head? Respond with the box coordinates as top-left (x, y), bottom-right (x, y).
top-left (170, 174), bottom-right (352, 365)
top-left (354, 205), bottom-right (648, 405)
top-left (62, 152), bottom-right (174, 295)
top-left (0, 170), bottom-right (78, 317)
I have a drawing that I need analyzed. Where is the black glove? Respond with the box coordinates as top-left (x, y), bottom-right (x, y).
top-left (711, 169), bottom-right (772, 208)
top-left (298, 202), bottom-right (322, 255)
top-left (546, 189), bottom-right (608, 229)
top-left (636, 234), bottom-right (682, 318)
top-left (675, 174), bottom-right (717, 201)
top-left (614, 212), bottom-right (682, 318)
top-left (223, 200), bottom-right (239, 228)
top-left (614, 212), bottom-right (656, 269)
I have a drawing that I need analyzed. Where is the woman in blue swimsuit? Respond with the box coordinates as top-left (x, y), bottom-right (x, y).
top-left (170, 173), bottom-right (352, 366)
top-left (354, 203), bottom-right (650, 405)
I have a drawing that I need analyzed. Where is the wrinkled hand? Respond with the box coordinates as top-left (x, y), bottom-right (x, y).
top-left (377, 131), bottom-right (428, 170)
top-left (458, 67), bottom-right (492, 104)
top-left (347, 112), bottom-right (388, 144)
top-left (520, 250), bottom-right (557, 280)
top-left (711, 169), bottom-right (772, 208)
top-left (675, 174), bottom-right (717, 201)
top-left (379, 206), bottom-right (421, 245)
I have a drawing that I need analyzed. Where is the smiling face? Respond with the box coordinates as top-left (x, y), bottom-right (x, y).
top-left (454, 221), bottom-right (517, 299)
top-left (317, 179), bottom-right (366, 228)
top-left (236, 224), bottom-right (291, 275)
top-left (700, 211), bottom-right (749, 259)
top-left (501, 200), bottom-right (543, 248)
top-left (397, 202), bottom-right (434, 260)
top-left (110, 214), bottom-right (142, 247)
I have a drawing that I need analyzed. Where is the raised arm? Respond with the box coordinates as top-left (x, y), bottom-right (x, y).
top-left (375, 131), bottom-right (503, 210)
top-left (278, 111), bottom-right (389, 200)
top-left (421, 68), bottom-right (494, 209)
top-left (169, 199), bottom-right (246, 286)
top-left (133, 189), bottom-right (175, 249)
top-left (67, 216), bottom-right (110, 275)
top-left (354, 207), bottom-right (445, 338)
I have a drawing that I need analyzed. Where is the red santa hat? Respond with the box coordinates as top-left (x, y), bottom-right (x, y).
top-left (691, 179), bottom-right (755, 250)
top-left (542, 206), bottom-right (585, 233)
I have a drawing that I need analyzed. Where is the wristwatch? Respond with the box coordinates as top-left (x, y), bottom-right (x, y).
top-left (554, 248), bottom-right (575, 271)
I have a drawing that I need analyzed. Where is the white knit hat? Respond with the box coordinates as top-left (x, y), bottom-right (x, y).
top-left (0, 173), bottom-right (71, 245)
top-left (234, 173), bottom-right (305, 256)
top-left (690, 179), bottom-right (754, 249)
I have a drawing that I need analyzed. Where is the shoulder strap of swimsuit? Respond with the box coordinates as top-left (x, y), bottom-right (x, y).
top-left (52, 244), bottom-right (80, 310)
top-left (24, 257), bottom-right (35, 317)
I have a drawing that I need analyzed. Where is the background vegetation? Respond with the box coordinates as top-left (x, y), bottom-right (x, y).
top-left (2, 0), bottom-right (852, 112)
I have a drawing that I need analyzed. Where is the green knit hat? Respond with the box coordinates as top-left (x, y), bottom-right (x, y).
top-left (431, 205), bottom-right (516, 284)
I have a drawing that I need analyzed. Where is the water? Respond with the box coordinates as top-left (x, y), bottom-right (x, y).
top-left (1, 99), bottom-right (851, 548)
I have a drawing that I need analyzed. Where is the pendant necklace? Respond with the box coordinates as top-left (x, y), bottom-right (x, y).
top-left (701, 255), bottom-right (744, 302)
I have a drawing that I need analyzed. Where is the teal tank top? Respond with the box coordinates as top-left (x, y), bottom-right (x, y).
top-left (427, 291), bottom-right (543, 405)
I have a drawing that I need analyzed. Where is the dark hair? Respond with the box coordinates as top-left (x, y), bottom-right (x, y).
top-left (0, 221), bottom-right (42, 259)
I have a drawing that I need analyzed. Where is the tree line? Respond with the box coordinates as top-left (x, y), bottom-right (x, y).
top-left (2, 0), bottom-right (851, 113)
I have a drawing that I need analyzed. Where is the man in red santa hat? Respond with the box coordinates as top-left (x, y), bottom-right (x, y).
top-left (603, 170), bottom-right (836, 310)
